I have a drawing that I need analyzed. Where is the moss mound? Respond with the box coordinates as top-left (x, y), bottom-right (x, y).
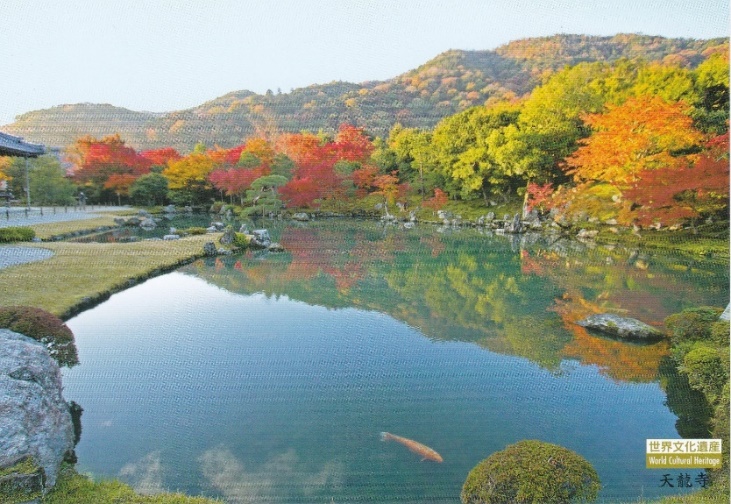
top-left (461, 440), bottom-right (600, 504)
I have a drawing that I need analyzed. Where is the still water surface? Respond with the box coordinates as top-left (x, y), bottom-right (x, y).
top-left (62, 220), bottom-right (728, 502)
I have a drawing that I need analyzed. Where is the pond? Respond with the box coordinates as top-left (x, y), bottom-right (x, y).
top-left (62, 220), bottom-right (729, 503)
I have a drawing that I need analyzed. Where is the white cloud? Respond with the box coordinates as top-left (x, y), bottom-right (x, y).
top-left (119, 450), bottom-right (166, 495)
top-left (199, 445), bottom-right (343, 503)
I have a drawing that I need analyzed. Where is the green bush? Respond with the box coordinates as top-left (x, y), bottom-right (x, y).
top-left (461, 440), bottom-right (601, 504)
top-left (0, 226), bottom-right (36, 243)
top-left (209, 201), bottom-right (224, 214)
top-left (710, 320), bottom-right (730, 346)
top-left (233, 232), bottom-right (251, 248)
top-left (0, 306), bottom-right (78, 367)
top-left (681, 345), bottom-right (727, 403)
top-left (711, 382), bottom-right (730, 482)
top-left (183, 226), bottom-right (208, 235)
top-left (665, 307), bottom-right (724, 345)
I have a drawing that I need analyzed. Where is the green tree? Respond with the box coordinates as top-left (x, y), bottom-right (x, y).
top-left (130, 172), bottom-right (169, 206)
top-left (270, 153), bottom-right (295, 179)
top-left (5, 155), bottom-right (75, 206)
top-left (692, 53), bottom-right (730, 134)
top-left (242, 174), bottom-right (288, 217)
top-left (389, 126), bottom-right (437, 199)
top-left (431, 103), bottom-right (522, 202)
top-left (461, 440), bottom-right (601, 504)
top-left (515, 62), bottom-right (608, 183)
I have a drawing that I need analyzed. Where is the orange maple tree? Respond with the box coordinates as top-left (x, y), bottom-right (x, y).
top-left (621, 133), bottom-right (729, 226)
top-left (565, 96), bottom-right (703, 185)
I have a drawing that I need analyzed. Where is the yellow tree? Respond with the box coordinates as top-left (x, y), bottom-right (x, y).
top-left (163, 152), bottom-right (216, 204)
top-left (565, 96), bottom-right (703, 186)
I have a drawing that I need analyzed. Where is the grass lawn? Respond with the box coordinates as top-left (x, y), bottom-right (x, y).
top-left (30, 216), bottom-right (123, 240)
top-left (41, 465), bottom-right (221, 504)
top-left (0, 233), bottom-right (220, 319)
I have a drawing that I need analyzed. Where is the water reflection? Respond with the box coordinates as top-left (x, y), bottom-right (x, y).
top-left (61, 220), bottom-right (727, 503)
top-left (199, 447), bottom-right (343, 503)
top-left (184, 220), bottom-right (727, 383)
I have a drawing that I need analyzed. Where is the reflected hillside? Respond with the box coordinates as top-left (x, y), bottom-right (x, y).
top-left (181, 220), bottom-right (728, 383)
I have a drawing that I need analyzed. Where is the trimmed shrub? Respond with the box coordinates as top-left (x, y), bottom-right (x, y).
top-left (711, 382), bottom-right (730, 481)
top-left (233, 232), bottom-right (251, 249)
top-left (183, 226), bottom-right (208, 235)
top-left (0, 227), bottom-right (36, 243)
top-left (665, 307), bottom-right (724, 345)
top-left (681, 345), bottom-right (727, 402)
top-left (0, 306), bottom-right (78, 367)
top-left (461, 440), bottom-right (600, 504)
top-left (710, 320), bottom-right (730, 346)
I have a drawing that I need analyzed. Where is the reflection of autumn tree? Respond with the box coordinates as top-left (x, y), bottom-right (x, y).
top-left (518, 244), bottom-right (729, 382)
top-left (182, 222), bottom-right (725, 381)
top-left (552, 294), bottom-right (669, 382)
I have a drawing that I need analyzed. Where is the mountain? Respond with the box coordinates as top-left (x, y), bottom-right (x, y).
top-left (4, 33), bottom-right (727, 153)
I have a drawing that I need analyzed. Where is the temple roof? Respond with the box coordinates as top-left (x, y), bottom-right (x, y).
top-left (0, 131), bottom-right (45, 157)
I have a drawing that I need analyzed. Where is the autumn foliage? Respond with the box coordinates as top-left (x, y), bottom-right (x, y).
top-left (566, 97), bottom-right (703, 185)
top-left (622, 133), bottom-right (729, 226)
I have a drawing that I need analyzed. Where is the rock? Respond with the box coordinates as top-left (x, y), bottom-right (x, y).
top-left (504, 213), bottom-right (525, 234)
top-left (0, 330), bottom-right (74, 490)
top-left (169, 227), bottom-right (177, 234)
top-left (0, 454), bottom-right (45, 499)
top-left (203, 242), bottom-right (217, 256)
top-left (125, 216), bottom-right (141, 226)
top-left (163, 204), bottom-right (176, 213)
top-left (137, 209), bottom-right (152, 218)
top-left (211, 222), bottom-right (225, 231)
top-left (238, 224), bottom-right (250, 234)
top-left (576, 314), bottom-right (665, 341)
top-left (292, 212), bottom-right (310, 222)
top-left (113, 217), bottom-right (126, 226)
top-left (403, 222), bottom-right (415, 230)
top-left (139, 217), bottom-right (157, 229)
top-left (162, 234), bottom-right (180, 241)
top-left (219, 226), bottom-right (236, 246)
top-left (437, 210), bottom-right (454, 220)
top-left (206, 226), bottom-right (217, 233)
top-left (267, 242), bottom-right (285, 252)
top-left (250, 229), bottom-right (271, 248)
top-left (576, 229), bottom-right (599, 240)
top-left (720, 304), bottom-right (730, 321)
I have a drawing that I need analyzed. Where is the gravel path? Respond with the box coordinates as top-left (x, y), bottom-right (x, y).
top-left (0, 206), bottom-right (131, 269)
top-left (0, 206), bottom-right (130, 228)
top-left (0, 246), bottom-right (54, 269)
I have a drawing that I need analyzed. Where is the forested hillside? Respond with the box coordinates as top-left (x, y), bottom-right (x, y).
top-left (4, 33), bottom-right (727, 153)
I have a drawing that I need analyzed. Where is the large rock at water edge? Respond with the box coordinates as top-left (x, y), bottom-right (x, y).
top-left (219, 226), bottom-right (236, 246)
top-left (251, 229), bottom-right (271, 248)
top-left (0, 329), bottom-right (75, 490)
top-left (577, 314), bottom-right (665, 341)
top-left (203, 242), bottom-right (217, 256)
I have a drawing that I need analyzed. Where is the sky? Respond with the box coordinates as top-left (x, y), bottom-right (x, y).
top-left (0, 0), bottom-right (728, 126)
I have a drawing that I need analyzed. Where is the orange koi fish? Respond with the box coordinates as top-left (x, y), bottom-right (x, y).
top-left (380, 432), bottom-right (443, 462)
